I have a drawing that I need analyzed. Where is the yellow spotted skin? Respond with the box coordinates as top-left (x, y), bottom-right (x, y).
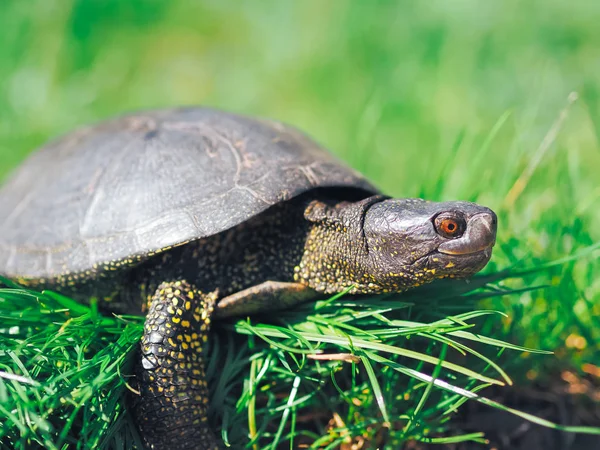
top-left (133, 281), bottom-right (217, 450)
top-left (298, 196), bottom-right (436, 294)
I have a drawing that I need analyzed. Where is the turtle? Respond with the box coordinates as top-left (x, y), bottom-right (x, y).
top-left (0, 107), bottom-right (497, 449)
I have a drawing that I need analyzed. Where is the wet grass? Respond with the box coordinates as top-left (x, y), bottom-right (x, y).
top-left (1, 0), bottom-right (599, 448)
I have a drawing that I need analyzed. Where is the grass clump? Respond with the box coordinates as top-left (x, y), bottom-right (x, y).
top-left (0, 279), bottom-right (144, 449)
top-left (1, 261), bottom-right (598, 449)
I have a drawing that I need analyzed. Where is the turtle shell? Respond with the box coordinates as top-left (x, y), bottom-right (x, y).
top-left (0, 108), bottom-right (378, 279)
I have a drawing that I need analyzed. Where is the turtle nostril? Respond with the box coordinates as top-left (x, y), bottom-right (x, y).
top-left (487, 209), bottom-right (498, 225)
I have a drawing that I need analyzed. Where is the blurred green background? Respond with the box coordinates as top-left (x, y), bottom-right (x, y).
top-left (1, 0), bottom-right (599, 384)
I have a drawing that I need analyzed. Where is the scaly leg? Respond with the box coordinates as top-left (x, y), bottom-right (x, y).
top-left (132, 280), bottom-right (219, 450)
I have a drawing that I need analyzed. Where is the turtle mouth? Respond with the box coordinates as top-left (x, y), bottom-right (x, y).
top-left (436, 246), bottom-right (493, 260)
top-left (437, 243), bottom-right (494, 257)
top-left (437, 212), bottom-right (497, 256)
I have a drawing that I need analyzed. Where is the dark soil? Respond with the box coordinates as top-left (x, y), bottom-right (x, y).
top-left (411, 368), bottom-right (600, 450)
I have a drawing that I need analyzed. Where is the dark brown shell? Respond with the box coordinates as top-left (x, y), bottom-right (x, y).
top-left (0, 108), bottom-right (378, 279)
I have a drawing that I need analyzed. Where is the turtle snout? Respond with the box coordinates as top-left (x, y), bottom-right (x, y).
top-left (437, 211), bottom-right (497, 256)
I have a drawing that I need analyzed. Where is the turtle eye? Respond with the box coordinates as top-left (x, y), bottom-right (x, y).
top-left (434, 214), bottom-right (465, 239)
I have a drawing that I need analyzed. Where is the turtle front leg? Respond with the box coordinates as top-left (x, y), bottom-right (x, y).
top-left (132, 280), bottom-right (219, 450)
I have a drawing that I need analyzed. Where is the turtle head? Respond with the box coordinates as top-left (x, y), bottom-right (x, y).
top-left (302, 195), bottom-right (497, 293)
top-left (361, 197), bottom-right (497, 291)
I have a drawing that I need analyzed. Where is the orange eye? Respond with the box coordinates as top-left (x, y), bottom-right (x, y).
top-left (434, 215), bottom-right (465, 238)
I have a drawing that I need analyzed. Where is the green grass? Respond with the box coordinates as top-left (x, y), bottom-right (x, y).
top-left (1, 1), bottom-right (600, 448)
top-left (2, 265), bottom-right (598, 449)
